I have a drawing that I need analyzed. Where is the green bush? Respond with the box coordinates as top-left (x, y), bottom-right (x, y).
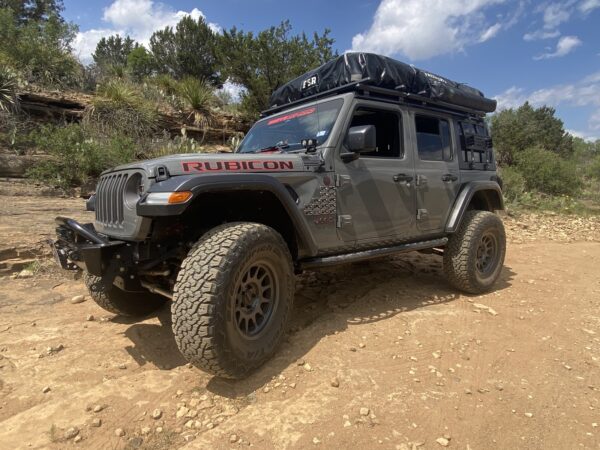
top-left (587, 155), bottom-right (600, 181)
top-left (27, 124), bottom-right (137, 188)
top-left (0, 8), bottom-right (82, 87)
top-left (499, 166), bottom-right (526, 202)
top-left (515, 147), bottom-right (582, 196)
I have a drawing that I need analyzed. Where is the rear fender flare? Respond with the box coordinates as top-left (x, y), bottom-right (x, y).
top-left (445, 181), bottom-right (504, 233)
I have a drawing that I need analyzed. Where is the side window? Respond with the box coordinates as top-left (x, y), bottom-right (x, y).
top-left (348, 108), bottom-right (402, 158)
top-left (415, 115), bottom-right (452, 162)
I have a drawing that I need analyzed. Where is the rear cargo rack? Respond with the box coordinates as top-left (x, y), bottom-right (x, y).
top-left (262, 79), bottom-right (488, 118)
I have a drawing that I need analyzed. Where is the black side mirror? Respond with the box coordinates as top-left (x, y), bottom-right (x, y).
top-left (346, 125), bottom-right (376, 153)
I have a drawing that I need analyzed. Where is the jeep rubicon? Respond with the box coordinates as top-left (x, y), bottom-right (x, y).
top-left (52, 53), bottom-right (506, 379)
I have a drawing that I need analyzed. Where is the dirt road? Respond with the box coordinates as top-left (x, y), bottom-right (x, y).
top-left (1, 182), bottom-right (599, 449)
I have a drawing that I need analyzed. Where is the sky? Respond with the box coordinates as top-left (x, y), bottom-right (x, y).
top-left (63, 0), bottom-right (600, 140)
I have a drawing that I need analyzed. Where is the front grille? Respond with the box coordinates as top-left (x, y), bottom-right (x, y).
top-left (95, 173), bottom-right (128, 226)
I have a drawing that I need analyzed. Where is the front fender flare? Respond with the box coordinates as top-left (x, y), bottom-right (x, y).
top-left (445, 181), bottom-right (504, 233)
top-left (137, 174), bottom-right (318, 256)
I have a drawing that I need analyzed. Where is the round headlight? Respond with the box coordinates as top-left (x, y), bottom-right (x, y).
top-left (124, 173), bottom-right (143, 209)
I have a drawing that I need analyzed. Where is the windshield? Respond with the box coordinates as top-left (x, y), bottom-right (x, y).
top-left (237, 98), bottom-right (344, 153)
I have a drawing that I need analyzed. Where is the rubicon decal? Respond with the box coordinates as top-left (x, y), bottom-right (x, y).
top-left (182, 160), bottom-right (296, 173)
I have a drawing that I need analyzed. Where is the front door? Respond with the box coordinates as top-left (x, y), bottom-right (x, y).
top-left (410, 112), bottom-right (460, 232)
top-left (335, 105), bottom-right (417, 243)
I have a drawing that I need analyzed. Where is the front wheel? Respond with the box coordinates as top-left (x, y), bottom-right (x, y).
top-left (172, 222), bottom-right (295, 379)
top-left (443, 210), bottom-right (506, 294)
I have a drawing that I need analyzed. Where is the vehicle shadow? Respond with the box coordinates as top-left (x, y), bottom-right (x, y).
top-left (117, 251), bottom-right (515, 387)
top-left (206, 251), bottom-right (516, 398)
top-left (121, 308), bottom-right (188, 370)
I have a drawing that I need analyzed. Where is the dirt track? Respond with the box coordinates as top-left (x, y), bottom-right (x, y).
top-left (1, 181), bottom-right (599, 450)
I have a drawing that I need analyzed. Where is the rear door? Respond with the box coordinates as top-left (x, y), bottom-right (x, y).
top-left (410, 112), bottom-right (460, 232)
top-left (335, 103), bottom-right (417, 243)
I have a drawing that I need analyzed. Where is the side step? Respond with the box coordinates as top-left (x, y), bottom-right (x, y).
top-left (298, 238), bottom-right (448, 270)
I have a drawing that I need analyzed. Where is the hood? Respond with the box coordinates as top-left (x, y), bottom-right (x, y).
top-left (105, 152), bottom-right (324, 178)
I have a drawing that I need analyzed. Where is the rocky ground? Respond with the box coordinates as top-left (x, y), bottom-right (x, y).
top-left (0, 179), bottom-right (599, 449)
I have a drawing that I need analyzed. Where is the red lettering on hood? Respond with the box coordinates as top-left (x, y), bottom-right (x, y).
top-left (267, 107), bottom-right (316, 126)
top-left (182, 160), bottom-right (296, 173)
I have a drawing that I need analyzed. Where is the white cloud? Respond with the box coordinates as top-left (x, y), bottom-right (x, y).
top-left (73, 0), bottom-right (220, 64)
top-left (579, 0), bottom-right (600, 13)
top-left (566, 129), bottom-right (599, 141)
top-left (479, 23), bottom-right (502, 42)
top-left (541, 2), bottom-right (574, 29)
top-left (523, 0), bottom-right (598, 42)
top-left (350, 0), bottom-right (507, 60)
top-left (533, 35), bottom-right (582, 59)
top-left (523, 29), bottom-right (561, 41)
top-left (494, 71), bottom-right (600, 139)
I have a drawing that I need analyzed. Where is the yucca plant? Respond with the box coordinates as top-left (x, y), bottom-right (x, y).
top-left (176, 77), bottom-right (216, 143)
top-left (0, 67), bottom-right (19, 113)
top-left (85, 79), bottom-right (158, 139)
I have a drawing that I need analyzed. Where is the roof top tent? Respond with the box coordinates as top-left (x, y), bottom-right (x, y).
top-left (265, 52), bottom-right (497, 117)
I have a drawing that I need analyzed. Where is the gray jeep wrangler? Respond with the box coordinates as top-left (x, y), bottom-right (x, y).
top-left (52, 53), bottom-right (505, 379)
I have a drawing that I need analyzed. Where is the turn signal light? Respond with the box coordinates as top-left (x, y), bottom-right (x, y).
top-left (168, 191), bottom-right (193, 204)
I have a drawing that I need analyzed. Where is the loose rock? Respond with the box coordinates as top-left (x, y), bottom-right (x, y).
top-left (436, 437), bottom-right (449, 447)
top-left (42, 386), bottom-right (51, 393)
top-left (64, 427), bottom-right (79, 440)
top-left (359, 407), bottom-right (370, 416)
top-left (115, 428), bottom-right (125, 437)
top-left (330, 377), bottom-right (340, 388)
top-left (91, 418), bottom-right (102, 427)
top-left (151, 409), bottom-right (163, 420)
top-left (230, 434), bottom-right (239, 443)
top-left (17, 270), bottom-right (33, 279)
top-left (71, 295), bottom-right (86, 304)
top-left (93, 404), bottom-right (104, 413)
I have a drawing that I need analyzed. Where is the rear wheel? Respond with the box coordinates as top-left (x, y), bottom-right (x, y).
top-left (84, 273), bottom-right (166, 317)
top-left (172, 222), bottom-right (294, 379)
top-left (443, 210), bottom-right (506, 294)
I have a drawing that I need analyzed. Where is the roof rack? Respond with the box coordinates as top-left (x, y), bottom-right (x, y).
top-left (261, 78), bottom-right (487, 118)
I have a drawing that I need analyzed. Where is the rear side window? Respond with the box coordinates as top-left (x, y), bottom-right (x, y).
top-left (415, 115), bottom-right (452, 161)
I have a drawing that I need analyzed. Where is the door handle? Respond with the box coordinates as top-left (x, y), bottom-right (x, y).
top-left (393, 173), bottom-right (413, 183)
top-left (442, 174), bottom-right (458, 182)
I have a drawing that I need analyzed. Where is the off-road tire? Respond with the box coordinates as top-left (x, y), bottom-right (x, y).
top-left (172, 222), bottom-right (295, 379)
top-left (443, 210), bottom-right (506, 294)
top-left (84, 273), bottom-right (166, 317)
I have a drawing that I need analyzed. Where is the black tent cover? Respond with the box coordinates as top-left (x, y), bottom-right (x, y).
top-left (269, 52), bottom-right (497, 113)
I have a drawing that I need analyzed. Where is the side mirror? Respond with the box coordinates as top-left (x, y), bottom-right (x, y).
top-left (346, 125), bottom-right (376, 153)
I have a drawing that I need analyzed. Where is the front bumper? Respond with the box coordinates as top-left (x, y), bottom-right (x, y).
top-left (51, 217), bottom-right (125, 276)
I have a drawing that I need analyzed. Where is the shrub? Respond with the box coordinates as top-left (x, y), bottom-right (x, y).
top-left (85, 79), bottom-right (159, 139)
top-left (27, 124), bottom-right (138, 188)
top-left (498, 166), bottom-right (526, 203)
top-left (587, 155), bottom-right (600, 181)
top-left (0, 8), bottom-right (82, 87)
top-left (516, 147), bottom-right (582, 196)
